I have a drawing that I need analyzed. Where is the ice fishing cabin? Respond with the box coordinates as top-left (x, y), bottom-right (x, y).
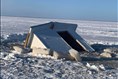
top-left (24, 22), bottom-right (94, 53)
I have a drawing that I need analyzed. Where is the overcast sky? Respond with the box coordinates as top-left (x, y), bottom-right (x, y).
top-left (1, 0), bottom-right (117, 22)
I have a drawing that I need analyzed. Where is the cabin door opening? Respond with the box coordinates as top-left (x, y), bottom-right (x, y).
top-left (57, 31), bottom-right (85, 51)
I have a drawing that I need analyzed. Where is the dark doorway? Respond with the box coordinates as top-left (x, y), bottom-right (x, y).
top-left (57, 31), bottom-right (85, 51)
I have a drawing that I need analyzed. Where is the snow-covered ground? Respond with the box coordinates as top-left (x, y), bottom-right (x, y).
top-left (1, 54), bottom-right (118, 79)
top-left (1, 16), bottom-right (118, 79)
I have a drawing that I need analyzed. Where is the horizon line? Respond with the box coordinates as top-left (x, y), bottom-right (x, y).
top-left (1, 15), bottom-right (117, 23)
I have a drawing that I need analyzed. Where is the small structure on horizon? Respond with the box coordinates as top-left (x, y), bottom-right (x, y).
top-left (24, 22), bottom-right (95, 53)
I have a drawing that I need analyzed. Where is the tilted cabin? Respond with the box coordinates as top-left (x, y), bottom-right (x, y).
top-left (24, 22), bottom-right (94, 53)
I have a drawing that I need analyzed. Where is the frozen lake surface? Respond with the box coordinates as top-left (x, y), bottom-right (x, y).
top-left (1, 16), bottom-right (118, 45)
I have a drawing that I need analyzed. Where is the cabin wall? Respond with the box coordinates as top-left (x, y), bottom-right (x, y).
top-left (26, 28), bottom-right (33, 47)
top-left (30, 34), bottom-right (47, 49)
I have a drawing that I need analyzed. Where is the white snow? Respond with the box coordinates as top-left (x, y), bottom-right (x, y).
top-left (99, 64), bottom-right (105, 71)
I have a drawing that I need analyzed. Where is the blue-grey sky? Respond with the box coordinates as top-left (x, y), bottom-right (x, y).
top-left (1, 0), bottom-right (117, 22)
